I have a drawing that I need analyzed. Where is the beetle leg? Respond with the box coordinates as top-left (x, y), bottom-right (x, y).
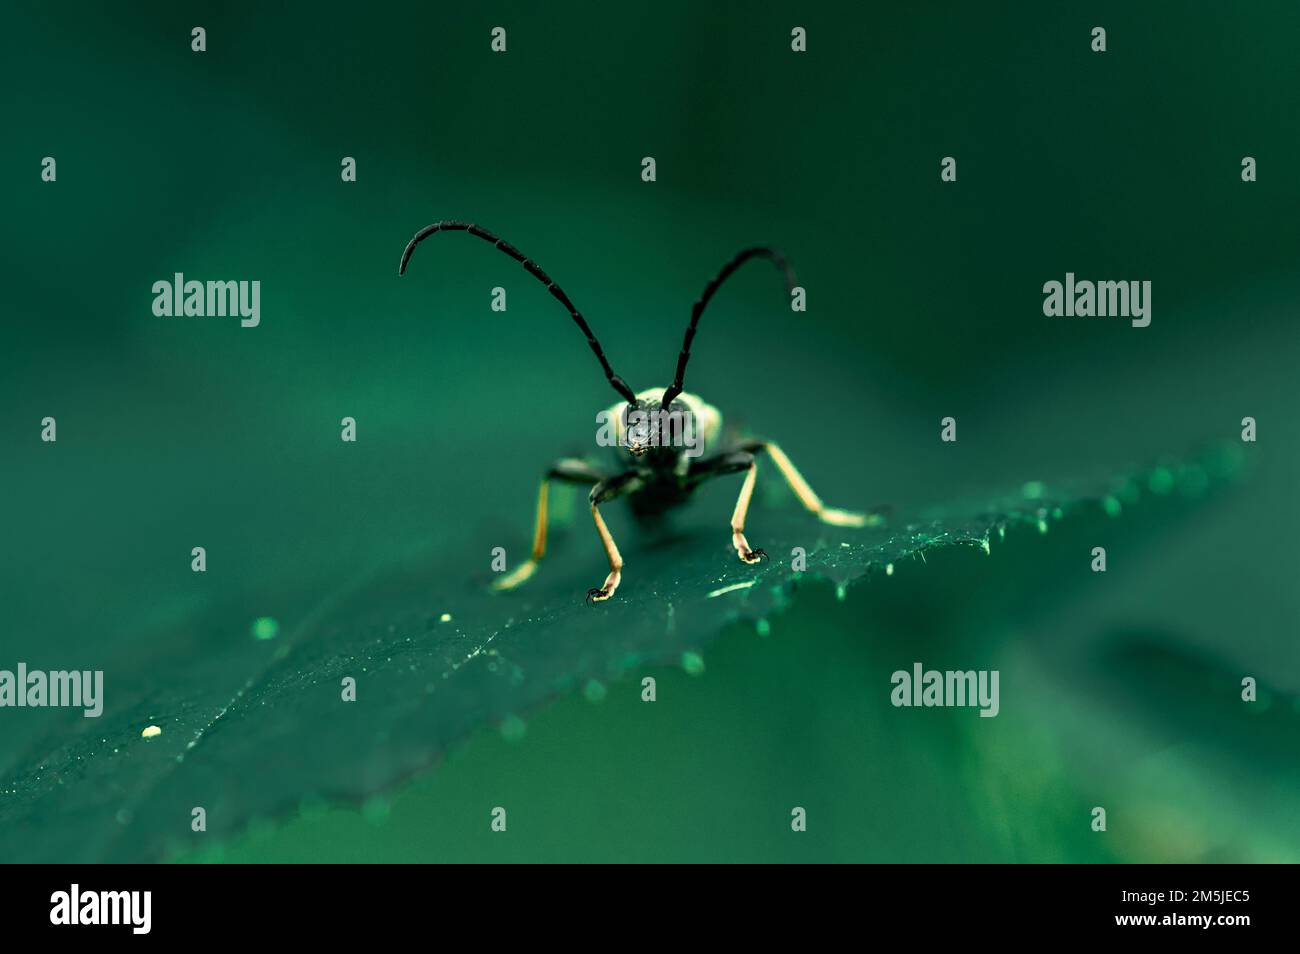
top-left (738, 441), bottom-right (884, 528)
top-left (686, 451), bottom-right (767, 564)
top-left (494, 458), bottom-right (604, 592)
top-left (585, 471), bottom-right (644, 603)
top-left (729, 454), bottom-right (767, 564)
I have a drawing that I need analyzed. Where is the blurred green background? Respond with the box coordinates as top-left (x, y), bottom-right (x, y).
top-left (2, 1), bottom-right (1298, 861)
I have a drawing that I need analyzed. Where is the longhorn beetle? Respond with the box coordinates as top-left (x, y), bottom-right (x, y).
top-left (399, 221), bottom-right (880, 604)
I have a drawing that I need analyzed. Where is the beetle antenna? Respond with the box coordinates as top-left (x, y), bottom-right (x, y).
top-left (400, 220), bottom-right (637, 404)
top-left (661, 247), bottom-right (797, 408)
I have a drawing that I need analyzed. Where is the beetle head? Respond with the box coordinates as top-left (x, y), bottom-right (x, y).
top-left (620, 397), bottom-right (697, 461)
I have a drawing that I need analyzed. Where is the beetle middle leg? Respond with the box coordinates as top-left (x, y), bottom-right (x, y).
top-left (493, 458), bottom-right (604, 592)
top-left (735, 440), bottom-right (883, 528)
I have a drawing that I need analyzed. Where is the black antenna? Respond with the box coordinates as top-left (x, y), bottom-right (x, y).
top-left (661, 247), bottom-right (797, 408)
top-left (400, 220), bottom-right (637, 404)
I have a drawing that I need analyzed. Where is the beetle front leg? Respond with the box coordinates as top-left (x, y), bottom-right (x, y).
top-left (728, 454), bottom-right (767, 564)
top-left (686, 451), bottom-right (767, 565)
top-left (585, 472), bottom-right (643, 603)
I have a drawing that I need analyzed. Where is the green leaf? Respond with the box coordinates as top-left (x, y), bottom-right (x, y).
top-left (0, 443), bottom-right (1243, 862)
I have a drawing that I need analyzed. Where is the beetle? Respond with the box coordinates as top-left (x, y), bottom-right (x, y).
top-left (399, 220), bottom-right (880, 603)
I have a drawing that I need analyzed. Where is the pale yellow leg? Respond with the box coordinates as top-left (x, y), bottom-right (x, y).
top-left (765, 442), bottom-right (877, 527)
top-left (493, 479), bottom-right (549, 591)
top-left (586, 502), bottom-right (623, 601)
top-left (495, 459), bottom-right (605, 592)
top-left (730, 459), bottom-right (765, 563)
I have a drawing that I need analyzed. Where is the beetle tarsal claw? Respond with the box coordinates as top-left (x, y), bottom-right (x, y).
top-left (585, 569), bottom-right (621, 604)
top-left (732, 530), bottom-right (766, 565)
